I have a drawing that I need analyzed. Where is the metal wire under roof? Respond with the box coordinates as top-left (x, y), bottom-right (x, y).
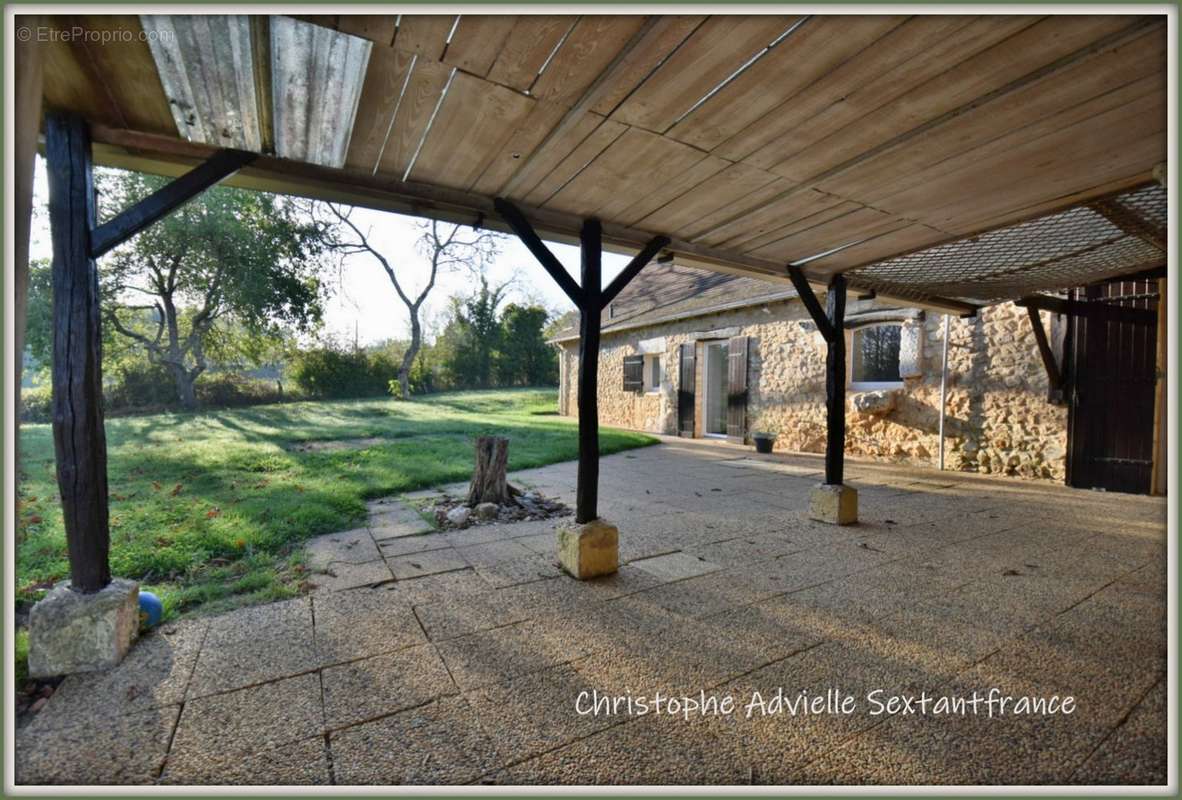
top-left (844, 183), bottom-right (1167, 307)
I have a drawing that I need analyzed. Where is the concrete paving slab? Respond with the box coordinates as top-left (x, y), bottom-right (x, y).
top-left (16, 705), bottom-right (179, 785)
top-left (387, 548), bottom-right (469, 580)
top-left (29, 619), bottom-right (207, 729)
top-left (630, 551), bottom-right (722, 582)
top-left (377, 532), bottom-right (452, 558)
top-left (330, 697), bottom-right (500, 785)
top-left (322, 644), bottom-right (456, 729)
top-left (188, 599), bottom-right (318, 697)
top-left (170, 673), bottom-right (323, 765)
top-left (435, 621), bottom-right (573, 690)
top-left (313, 587), bottom-right (426, 664)
top-left (474, 554), bottom-right (563, 589)
top-left (465, 663), bottom-right (614, 764)
top-left (161, 735), bottom-right (331, 785)
top-left (309, 559), bottom-right (394, 593)
top-left (305, 528), bottom-right (379, 570)
top-left (368, 502), bottom-right (434, 539)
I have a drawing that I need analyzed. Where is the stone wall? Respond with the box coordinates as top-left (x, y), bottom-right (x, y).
top-left (556, 298), bottom-right (1068, 482)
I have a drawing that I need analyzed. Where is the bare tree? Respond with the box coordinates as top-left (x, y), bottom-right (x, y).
top-left (318, 204), bottom-right (500, 398)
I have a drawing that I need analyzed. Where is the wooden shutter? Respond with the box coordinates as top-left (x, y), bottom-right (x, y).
top-left (727, 335), bottom-right (748, 443)
top-left (678, 343), bottom-right (695, 437)
top-left (622, 354), bottom-right (644, 393)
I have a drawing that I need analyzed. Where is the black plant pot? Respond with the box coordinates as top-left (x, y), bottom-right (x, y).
top-left (753, 434), bottom-right (774, 454)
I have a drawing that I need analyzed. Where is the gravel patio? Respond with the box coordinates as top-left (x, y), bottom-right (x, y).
top-left (15, 439), bottom-right (1167, 786)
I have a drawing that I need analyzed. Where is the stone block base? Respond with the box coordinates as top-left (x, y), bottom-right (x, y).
top-left (557, 518), bottom-right (619, 579)
top-left (27, 578), bottom-right (140, 678)
top-left (809, 483), bottom-right (858, 525)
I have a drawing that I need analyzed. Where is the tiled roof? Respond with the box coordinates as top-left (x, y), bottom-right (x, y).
top-left (550, 261), bottom-right (797, 342)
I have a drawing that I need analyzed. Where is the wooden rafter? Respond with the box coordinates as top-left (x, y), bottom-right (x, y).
top-left (90, 148), bottom-right (257, 257)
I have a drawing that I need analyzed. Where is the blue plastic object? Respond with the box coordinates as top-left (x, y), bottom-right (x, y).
top-left (138, 591), bottom-right (163, 629)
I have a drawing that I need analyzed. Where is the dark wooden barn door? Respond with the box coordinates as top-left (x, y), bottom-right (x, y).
top-left (726, 335), bottom-right (748, 443)
top-left (678, 342), bottom-right (695, 437)
top-left (1066, 276), bottom-right (1160, 494)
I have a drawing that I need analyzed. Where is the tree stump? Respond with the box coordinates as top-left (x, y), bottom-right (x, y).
top-left (467, 436), bottom-right (515, 506)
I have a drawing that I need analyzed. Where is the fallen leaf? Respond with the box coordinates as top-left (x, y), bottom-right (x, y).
top-left (170, 484), bottom-right (183, 496)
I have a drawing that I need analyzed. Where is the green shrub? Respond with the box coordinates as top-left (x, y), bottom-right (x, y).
top-left (289, 346), bottom-right (396, 399)
top-left (104, 361), bottom-right (177, 411)
top-left (196, 373), bottom-right (290, 408)
top-left (19, 385), bottom-right (51, 423)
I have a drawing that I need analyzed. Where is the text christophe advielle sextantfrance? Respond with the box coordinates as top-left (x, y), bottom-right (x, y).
top-left (574, 688), bottom-right (1077, 721)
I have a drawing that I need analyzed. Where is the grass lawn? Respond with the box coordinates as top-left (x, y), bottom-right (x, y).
top-left (16, 388), bottom-right (656, 621)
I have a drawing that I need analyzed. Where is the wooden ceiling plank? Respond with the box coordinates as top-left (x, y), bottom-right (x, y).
top-left (522, 118), bottom-right (629, 206)
top-left (769, 15), bottom-right (1151, 183)
top-left (869, 90), bottom-right (1165, 231)
top-left (544, 126), bottom-right (704, 218)
top-left (935, 128), bottom-right (1166, 236)
top-left (395, 15), bottom-right (455, 60)
top-left (501, 111), bottom-right (606, 201)
top-left (730, 199), bottom-right (864, 254)
top-left (442, 15), bottom-right (517, 77)
top-left (637, 161), bottom-right (779, 232)
top-left (485, 16), bottom-right (577, 92)
top-left (336, 15), bottom-right (397, 46)
top-left (408, 70), bottom-right (536, 189)
top-left (344, 45), bottom-right (415, 173)
top-left (469, 100), bottom-right (569, 195)
top-left (74, 15), bottom-right (176, 136)
top-left (679, 176), bottom-right (802, 242)
top-left (609, 15), bottom-right (800, 133)
top-left (804, 223), bottom-right (949, 279)
top-left (692, 185), bottom-right (837, 248)
top-left (747, 206), bottom-right (907, 262)
top-left (723, 15), bottom-right (1035, 166)
top-left (668, 15), bottom-right (906, 152)
top-left (611, 153), bottom-right (731, 227)
top-left (529, 16), bottom-right (649, 106)
top-left (588, 15), bottom-right (705, 116)
top-left (374, 58), bottom-right (453, 179)
top-left (41, 17), bottom-right (128, 129)
top-left (818, 26), bottom-right (1166, 207)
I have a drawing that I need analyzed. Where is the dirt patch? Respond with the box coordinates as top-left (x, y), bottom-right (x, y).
top-left (288, 437), bottom-right (389, 453)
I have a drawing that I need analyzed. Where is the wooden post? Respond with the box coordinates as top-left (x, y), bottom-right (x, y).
top-left (495, 199), bottom-right (665, 525)
top-left (46, 112), bottom-right (111, 593)
top-left (576, 219), bottom-right (602, 524)
top-left (824, 276), bottom-right (847, 486)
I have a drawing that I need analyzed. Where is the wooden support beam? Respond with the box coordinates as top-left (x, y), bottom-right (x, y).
top-left (494, 198), bottom-right (585, 308)
top-left (45, 112), bottom-right (111, 593)
top-left (787, 265), bottom-right (836, 342)
top-left (825, 276), bottom-right (848, 486)
top-left (576, 219), bottom-right (603, 524)
top-left (1015, 294), bottom-right (1071, 316)
top-left (1024, 304), bottom-right (1065, 404)
top-left (601, 234), bottom-right (671, 307)
top-left (90, 148), bottom-right (257, 258)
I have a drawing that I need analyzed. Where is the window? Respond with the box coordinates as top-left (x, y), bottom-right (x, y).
top-left (643, 354), bottom-right (664, 393)
top-left (850, 324), bottom-right (903, 388)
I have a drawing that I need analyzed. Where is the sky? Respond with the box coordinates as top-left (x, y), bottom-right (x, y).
top-left (29, 157), bottom-right (631, 347)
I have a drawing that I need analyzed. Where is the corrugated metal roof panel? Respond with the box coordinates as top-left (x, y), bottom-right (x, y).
top-left (270, 16), bottom-right (372, 168)
top-left (140, 15), bottom-right (262, 151)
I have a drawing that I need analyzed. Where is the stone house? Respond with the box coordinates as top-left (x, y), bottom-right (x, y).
top-left (552, 261), bottom-right (1081, 483)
